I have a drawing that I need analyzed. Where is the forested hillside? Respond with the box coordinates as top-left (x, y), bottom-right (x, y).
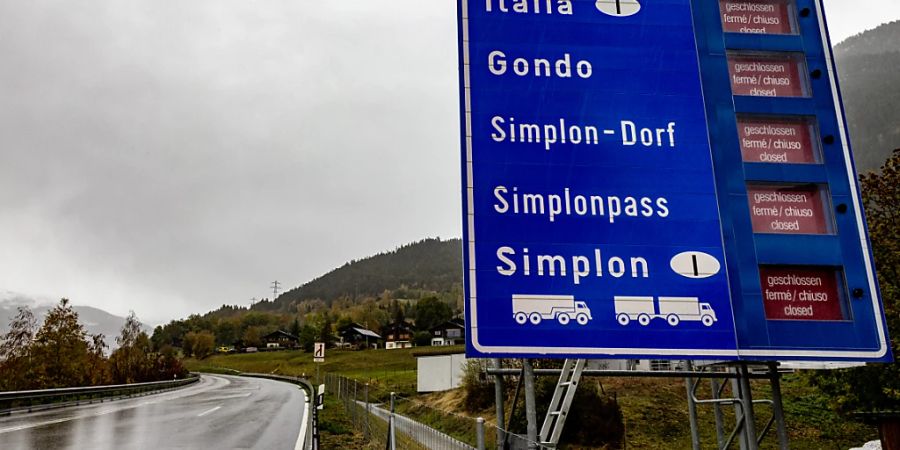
top-left (835, 20), bottom-right (900, 173)
top-left (266, 238), bottom-right (462, 312)
top-left (150, 238), bottom-right (464, 352)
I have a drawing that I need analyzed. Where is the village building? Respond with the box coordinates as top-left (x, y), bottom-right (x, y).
top-left (429, 318), bottom-right (466, 346)
top-left (261, 330), bottom-right (299, 349)
top-left (337, 322), bottom-right (382, 349)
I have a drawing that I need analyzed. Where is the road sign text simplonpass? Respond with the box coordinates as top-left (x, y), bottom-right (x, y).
top-left (458, 0), bottom-right (891, 362)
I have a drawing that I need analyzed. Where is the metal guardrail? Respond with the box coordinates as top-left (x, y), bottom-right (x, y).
top-left (240, 372), bottom-right (316, 450)
top-left (0, 376), bottom-right (200, 415)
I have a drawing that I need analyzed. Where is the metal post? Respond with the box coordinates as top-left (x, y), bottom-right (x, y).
top-left (768, 363), bottom-right (789, 450)
top-left (523, 359), bottom-right (539, 450)
top-left (505, 367), bottom-right (525, 449)
top-left (685, 361), bottom-right (701, 450)
top-left (711, 378), bottom-right (726, 449)
top-left (365, 383), bottom-right (370, 440)
top-left (493, 358), bottom-right (506, 450)
top-left (353, 381), bottom-right (358, 426)
top-left (389, 392), bottom-right (397, 450)
top-left (477, 417), bottom-right (486, 450)
top-left (738, 364), bottom-right (759, 450)
top-left (731, 367), bottom-right (748, 450)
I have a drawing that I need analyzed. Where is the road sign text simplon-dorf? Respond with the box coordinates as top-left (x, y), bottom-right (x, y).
top-left (458, 0), bottom-right (891, 362)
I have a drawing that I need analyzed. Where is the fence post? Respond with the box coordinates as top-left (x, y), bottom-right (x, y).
top-left (353, 380), bottom-right (358, 426)
top-left (389, 392), bottom-right (397, 450)
top-left (364, 383), bottom-right (370, 440)
top-left (477, 417), bottom-right (486, 450)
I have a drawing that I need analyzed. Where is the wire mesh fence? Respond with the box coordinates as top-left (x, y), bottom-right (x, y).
top-left (324, 373), bottom-right (546, 450)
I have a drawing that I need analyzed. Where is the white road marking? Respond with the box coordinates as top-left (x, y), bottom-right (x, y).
top-left (0, 418), bottom-right (68, 434)
top-left (197, 405), bottom-right (222, 417)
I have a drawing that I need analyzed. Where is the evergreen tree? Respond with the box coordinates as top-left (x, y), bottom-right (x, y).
top-left (391, 300), bottom-right (405, 323)
top-left (31, 299), bottom-right (92, 388)
top-left (289, 317), bottom-right (301, 338)
top-left (319, 314), bottom-right (335, 347)
top-left (299, 324), bottom-right (317, 352)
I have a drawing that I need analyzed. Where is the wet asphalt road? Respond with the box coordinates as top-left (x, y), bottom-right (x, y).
top-left (0, 374), bottom-right (306, 450)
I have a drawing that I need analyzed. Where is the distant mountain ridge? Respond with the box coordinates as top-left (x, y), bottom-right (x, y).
top-left (835, 20), bottom-right (900, 173)
top-left (836, 20), bottom-right (900, 56)
top-left (260, 238), bottom-right (462, 312)
top-left (0, 292), bottom-right (146, 350)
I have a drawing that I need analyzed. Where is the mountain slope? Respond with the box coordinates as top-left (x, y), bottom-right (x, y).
top-left (268, 238), bottom-right (462, 311)
top-left (835, 20), bottom-right (900, 173)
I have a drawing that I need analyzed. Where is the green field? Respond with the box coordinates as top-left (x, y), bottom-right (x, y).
top-left (185, 349), bottom-right (878, 449)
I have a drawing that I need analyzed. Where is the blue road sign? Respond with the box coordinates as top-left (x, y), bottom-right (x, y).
top-left (458, 0), bottom-right (892, 362)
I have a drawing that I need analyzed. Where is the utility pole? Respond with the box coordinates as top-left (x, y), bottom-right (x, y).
top-left (271, 280), bottom-right (281, 300)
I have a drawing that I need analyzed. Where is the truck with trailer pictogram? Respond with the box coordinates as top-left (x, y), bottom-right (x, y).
top-left (614, 296), bottom-right (717, 327)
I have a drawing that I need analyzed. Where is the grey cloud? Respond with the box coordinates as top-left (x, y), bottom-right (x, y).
top-left (0, 0), bottom-right (460, 323)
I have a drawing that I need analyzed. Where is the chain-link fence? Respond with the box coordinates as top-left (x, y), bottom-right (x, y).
top-left (324, 373), bottom-right (546, 450)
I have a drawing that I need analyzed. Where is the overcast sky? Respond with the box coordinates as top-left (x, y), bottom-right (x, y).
top-left (1, 1), bottom-right (897, 325)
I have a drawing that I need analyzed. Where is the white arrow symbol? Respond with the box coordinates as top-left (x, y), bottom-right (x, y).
top-left (596, 0), bottom-right (641, 17)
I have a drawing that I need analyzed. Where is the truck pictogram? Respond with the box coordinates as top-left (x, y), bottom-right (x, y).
top-left (614, 296), bottom-right (717, 327)
top-left (512, 295), bottom-right (593, 326)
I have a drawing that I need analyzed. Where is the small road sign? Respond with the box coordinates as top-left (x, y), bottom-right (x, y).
top-left (313, 342), bottom-right (325, 363)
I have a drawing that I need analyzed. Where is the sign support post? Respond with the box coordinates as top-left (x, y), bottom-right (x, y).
top-left (492, 359), bottom-right (506, 450)
top-left (711, 378), bottom-right (727, 448)
top-left (523, 360), bottom-right (538, 450)
top-left (738, 364), bottom-right (759, 450)
top-left (685, 362), bottom-right (701, 450)
top-left (768, 363), bottom-right (789, 450)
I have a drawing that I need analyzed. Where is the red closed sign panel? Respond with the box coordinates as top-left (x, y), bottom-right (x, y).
top-left (747, 184), bottom-right (831, 234)
top-left (728, 53), bottom-right (807, 97)
top-left (760, 266), bottom-right (846, 321)
top-left (720, 0), bottom-right (795, 35)
top-left (738, 116), bottom-right (818, 164)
